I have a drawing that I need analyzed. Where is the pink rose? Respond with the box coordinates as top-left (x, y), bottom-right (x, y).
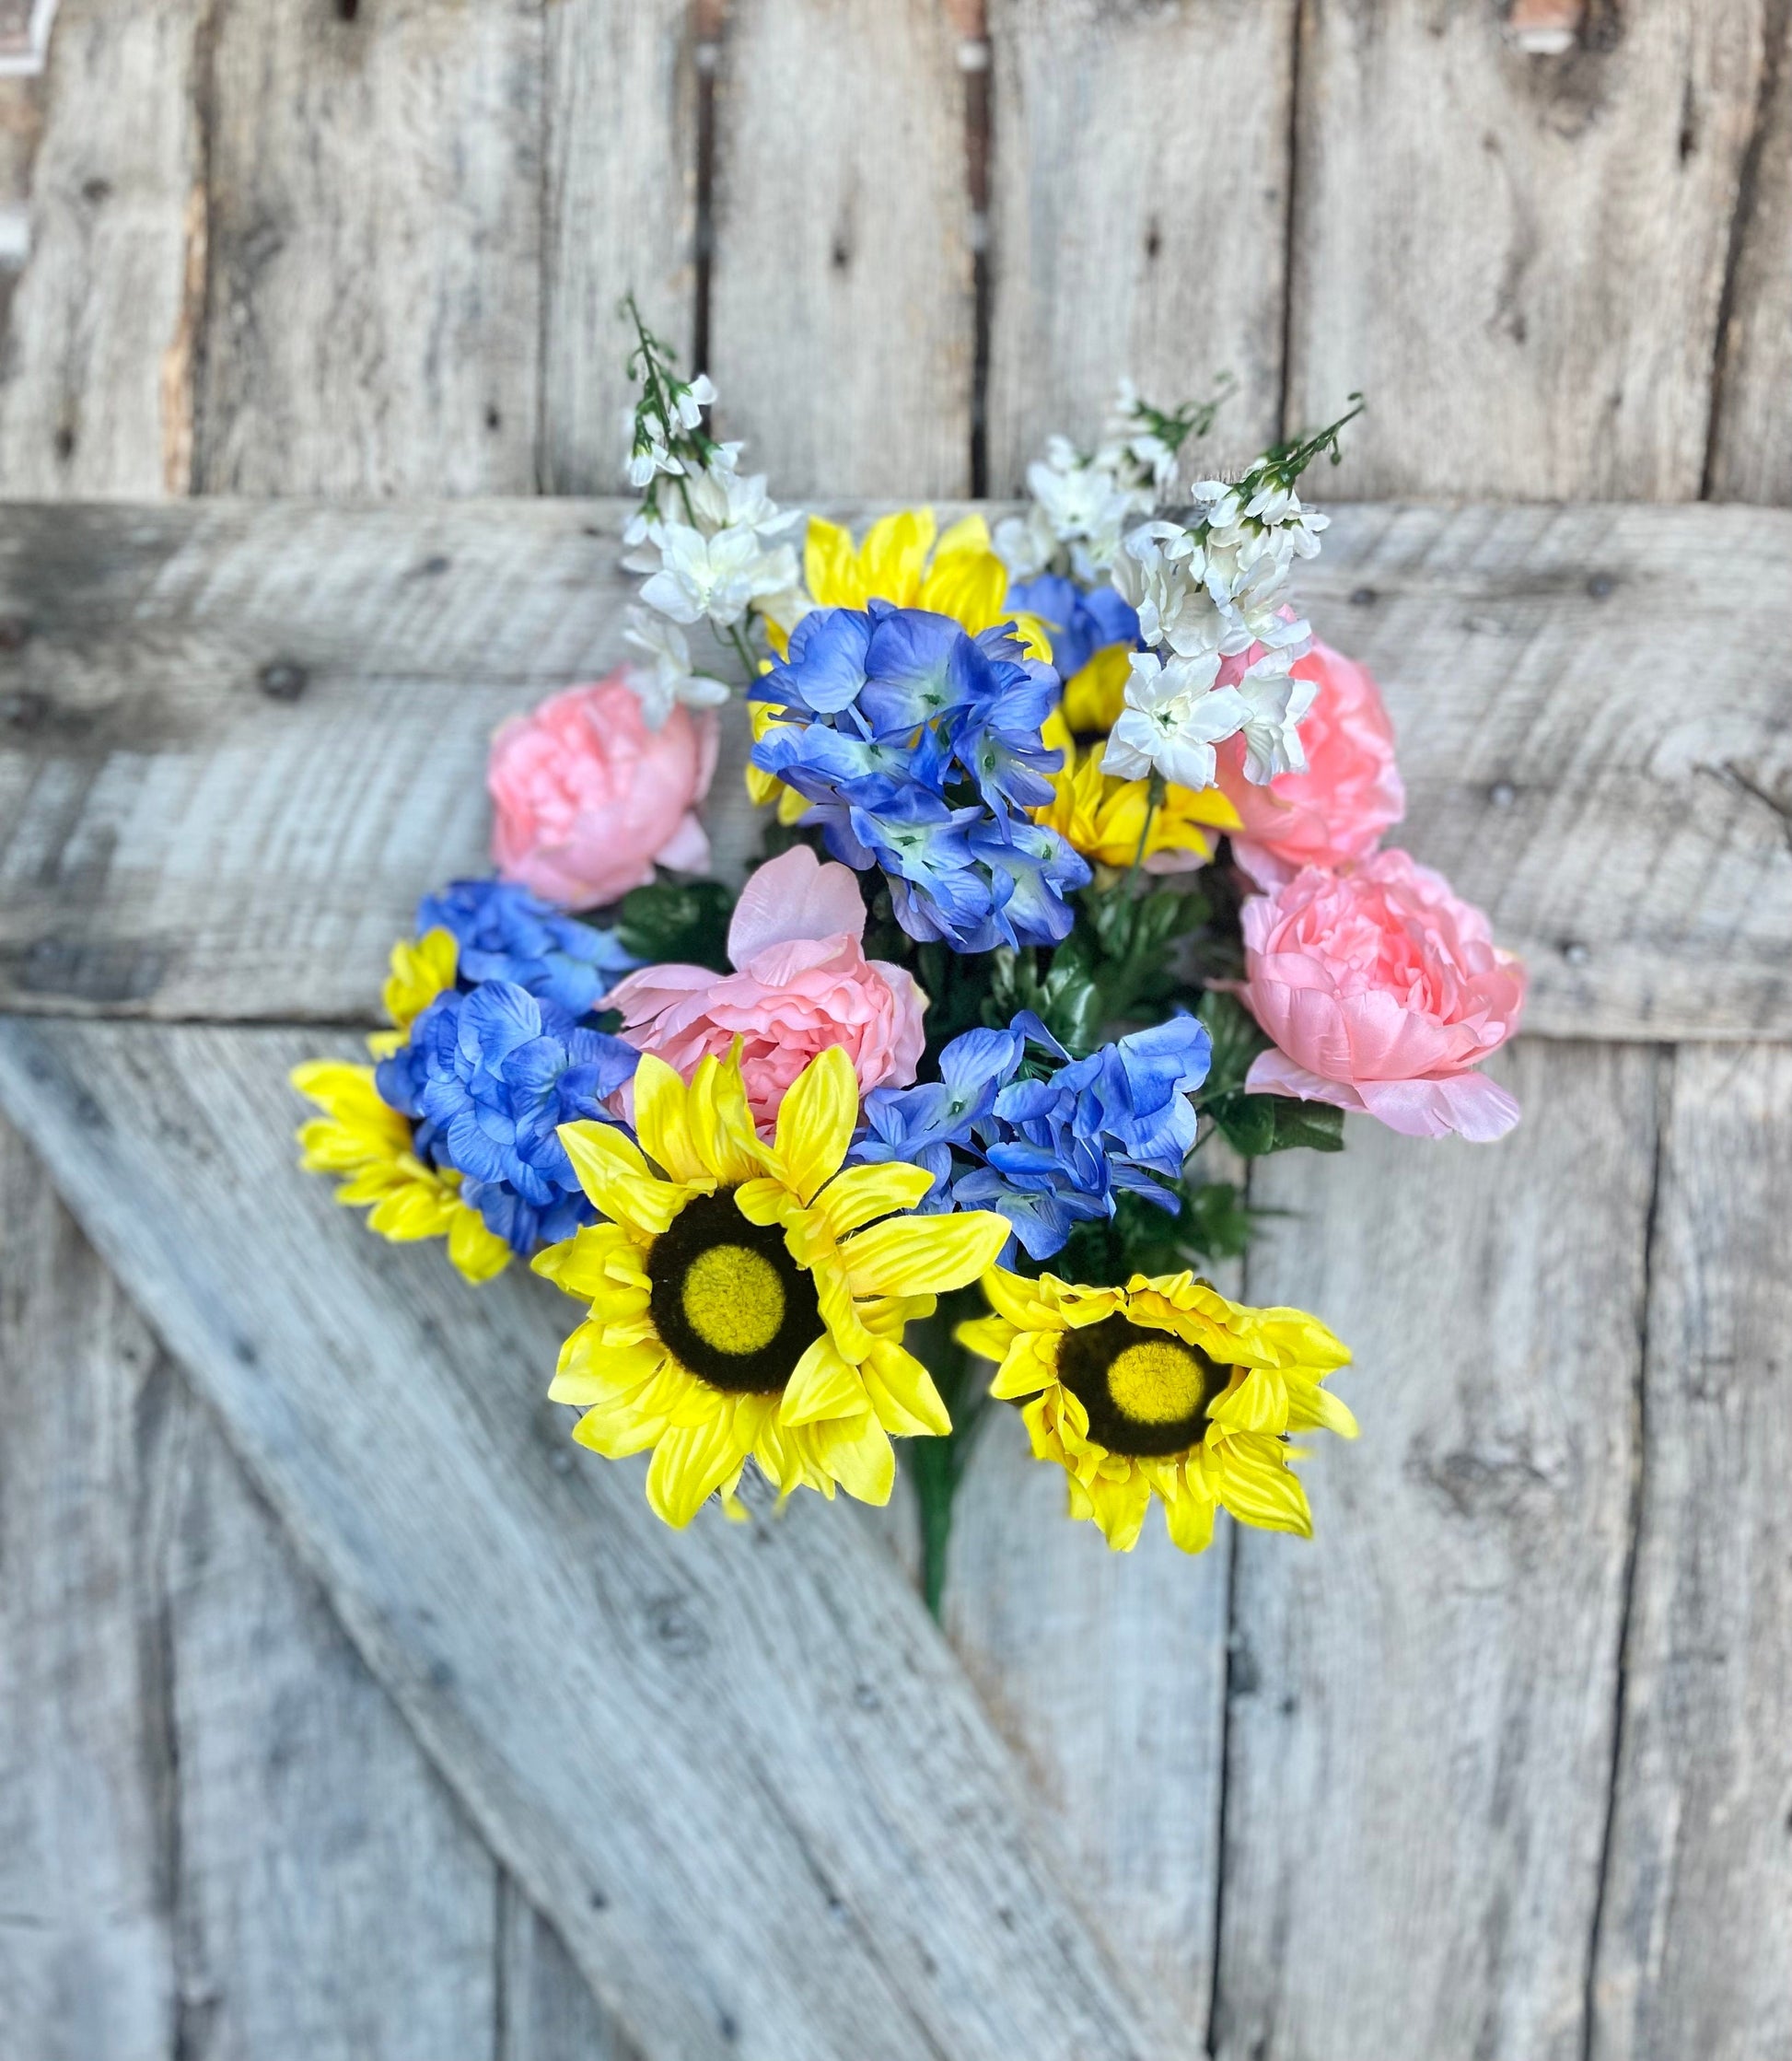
top-left (488, 671), bottom-right (718, 909)
top-left (1216, 639), bottom-right (1405, 890)
top-left (604, 844), bottom-right (926, 1134)
top-left (1241, 850), bottom-right (1527, 1142)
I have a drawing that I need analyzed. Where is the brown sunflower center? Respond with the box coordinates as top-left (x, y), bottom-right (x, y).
top-left (1055, 1313), bottom-right (1228, 1458)
top-left (647, 1190), bottom-right (822, 1394)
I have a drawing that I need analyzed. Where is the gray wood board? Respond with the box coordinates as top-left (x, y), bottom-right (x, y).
top-left (1588, 1044), bottom-right (1792, 2061)
top-left (0, 1018), bottom-right (1165, 2061)
top-left (1287, 0), bottom-right (1775, 501)
top-left (1216, 1042), bottom-right (1657, 2061)
top-left (2, 497), bottom-right (1789, 1039)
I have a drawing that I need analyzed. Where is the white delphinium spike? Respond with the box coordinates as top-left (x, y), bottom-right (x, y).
top-left (1100, 650), bottom-right (1248, 792)
top-left (622, 606), bottom-right (731, 728)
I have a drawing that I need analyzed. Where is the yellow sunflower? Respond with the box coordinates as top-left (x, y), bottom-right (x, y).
top-left (535, 1043), bottom-right (1009, 1528)
top-left (957, 1268), bottom-right (1355, 1554)
top-left (291, 1059), bottom-right (512, 1284)
top-left (1033, 646), bottom-right (1241, 872)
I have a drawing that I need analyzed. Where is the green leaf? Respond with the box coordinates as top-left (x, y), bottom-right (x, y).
top-left (1267, 1099), bottom-right (1345, 1153)
top-left (1181, 1180), bottom-right (1255, 1262)
top-left (1209, 1091), bottom-right (1277, 1158)
top-left (1196, 989), bottom-right (1268, 1100)
top-left (613, 877), bottom-right (736, 972)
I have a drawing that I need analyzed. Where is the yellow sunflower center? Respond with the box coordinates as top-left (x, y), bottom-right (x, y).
top-left (681, 1243), bottom-right (786, 1356)
top-left (1106, 1337), bottom-right (1207, 1426)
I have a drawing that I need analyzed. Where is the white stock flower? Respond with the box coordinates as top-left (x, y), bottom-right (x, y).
top-left (626, 410), bottom-right (683, 489)
top-left (683, 459), bottom-right (801, 541)
top-left (621, 606), bottom-right (731, 728)
top-left (672, 373), bottom-right (716, 429)
top-left (1111, 521), bottom-right (1235, 658)
top-left (1230, 653), bottom-right (1318, 786)
top-left (635, 521), bottom-right (797, 631)
top-left (1100, 649), bottom-right (1247, 792)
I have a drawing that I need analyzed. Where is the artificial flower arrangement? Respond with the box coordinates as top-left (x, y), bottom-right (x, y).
top-left (297, 300), bottom-right (1526, 1609)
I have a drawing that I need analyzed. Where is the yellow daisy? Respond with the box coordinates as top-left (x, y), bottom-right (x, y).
top-left (367, 926), bottom-right (459, 1058)
top-left (291, 1059), bottom-right (512, 1284)
top-left (957, 1268), bottom-right (1356, 1554)
top-left (535, 1043), bottom-right (1009, 1528)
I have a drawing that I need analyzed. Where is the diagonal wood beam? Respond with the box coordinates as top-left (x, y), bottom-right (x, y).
top-left (0, 1016), bottom-right (1166, 2061)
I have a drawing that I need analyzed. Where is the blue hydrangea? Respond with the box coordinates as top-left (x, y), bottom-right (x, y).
top-left (1006, 574), bottom-right (1140, 682)
top-left (376, 981), bottom-right (640, 1252)
top-left (852, 1010), bottom-right (1212, 1261)
top-left (417, 878), bottom-right (637, 1018)
top-left (751, 602), bottom-right (1091, 953)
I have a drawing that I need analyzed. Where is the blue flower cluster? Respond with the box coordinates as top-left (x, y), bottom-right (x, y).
top-left (377, 982), bottom-right (640, 1252)
top-left (751, 602), bottom-right (1092, 952)
top-left (851, 1009), bottom-right (1212, 1260)
top-left (1005, 575), bottom-right (1139, 682)
top-left (417, 879), bottom-right (637, 1018)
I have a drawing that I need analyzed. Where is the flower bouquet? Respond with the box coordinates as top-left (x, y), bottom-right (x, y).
top-left (297, 301), bottom-right (1526, 1609)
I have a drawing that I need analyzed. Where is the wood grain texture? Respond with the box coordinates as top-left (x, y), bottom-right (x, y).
top-left (0, 1019), bottom-right (1166, 2061)
top-left (708, 0), bottom-right (974, 495)
top-left (499, 1881), bottom-right (634, 2061)
top-left (540, 0), bottom-right (696, 495)
top-left (1705, 0), bottom-right (1792, 504)
top-left (0, 1113), bottom-right (177, 2061)
top-left (0, 0), bottom-right (203, 495)
top-left (944, 1166), bottom-right (1246, 2053)
top-left (3, 498), bottom-right (1789, 1037)
top-left (1588, 1045), bottom-right (1792, 2061)
top-left (166, 1405), bottom-right (503, 2061)
top-left (1213, 1043), bottom-right (1655, 2061)
top-left (1289, 0), bottom-right (1771, 498)
top-left (984, 0), bottom-right (1294, 489)
top-left (194, 0), bottom-right (542, 495)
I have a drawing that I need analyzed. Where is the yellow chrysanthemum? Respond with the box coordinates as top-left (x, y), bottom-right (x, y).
top-left (291, 1059), bottom-right (512, 1284)
top-left (1036, 706), bottom-right (1241, 870)
top-left (535, 1044), bottom-right (1009, 1528)
top-left (367, 926), bottom-right (459, 1058)
top-left (957, 1268), bottom-right (1356, 1554)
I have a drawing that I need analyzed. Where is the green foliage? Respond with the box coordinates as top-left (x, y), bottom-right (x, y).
top-left (1053, 1179), bottom-right (1256, 1288)
top-left (613, 877), bottom-right (736, 973)
top-left (1193, 990), bottom-right (1344, 1156)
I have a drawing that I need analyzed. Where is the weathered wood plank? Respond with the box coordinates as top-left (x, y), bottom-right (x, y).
top-left (166, 1402), bottom-right (504, 2061)
top-left (1290, 1), bottom-right (1770, 498)
top-left (1214, 1043), bottom-right (1654, 2061)
top-left (708, 0), bottom-right (974, 495)
top-left (540, 0), bottom-right (695, 496)
top-left (194, 0), bottom-right (542, 495)
top-left (1705, 2), bottom-right (1792, 504)
top-left (0, 1019), bottom-right (1166, 2061)
top-left (0, 0), bottom-right (203, 495)
top-left (1588, 1045), bottom-right (1792, 2061)
top-left (944, 1160), bottom-right (1247, 2053)
top-left (2, 498), bottom-right (1788, 1039)
top-left (984, 0), bottom-right (1294, 488)
top-left (0, 1112), bottom-right (176, 2060)
top-left (499, 1881), bottom-right (634, 2061)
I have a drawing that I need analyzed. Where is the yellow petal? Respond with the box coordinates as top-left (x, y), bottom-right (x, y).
top-left (842, 1208), bottom-right (1009, 1298)
top-left (934, 512), bottom-right (991, 556)
top-left (532, 1221), bottom-right (649, 1301)
top-left (645, 1410), bottom-right (750, 1528)
top-left (811, 1161), bottom-right (936, 1240)
top-left (952, 1313), bottom-right (1016, 1364)
top-left (779, 1333), bottom-right (869, 1426)
top-left (382, 926), bottom-right (458, 1032)
top-left (1287, 1380), bottom-right (1359, 1439)
top-left (771, 1045), bottom-right (858, 1204)
top-left (861, 1338), bottom-right (951, 1438)
top-left (1215, 1434), bottom-right (1314, 1539)
top-left (448, 1205), bottom-right (511, 1284)
top-left (855, 507), bottom-right (935, 606)
top-left (804, 515), bottom-right (858, 608)
top-left (558, 1121), bottom-right (692, 1234)
top-left (632, 1053), bottom-right (705, 1184)
top-left (810, 1413), bottom-right (895, 1507)
top-left (1084, 1469), bottom-right (1153, 1553)
top-left (1207, 1367), bottom-right (1288, 1437)
top-left (987, 1330), bottom-right (1058, 1402)
top-left (980, 1265), bottom-right (1073, 1332)
top-left (917, 546), bottom-right (1007, 635)
top-left (1163, 1478), bottom-right (1218, 1555)
top-left (688, 1048), bottom-right (762, 1185)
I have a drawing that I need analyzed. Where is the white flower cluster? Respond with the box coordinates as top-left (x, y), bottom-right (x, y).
top-left (617, 366), bottom-right (803, 728)
top-left (992, 378), bottom-right (1189, 585)
top-left (1101, 470), bottom-right (1331, 794)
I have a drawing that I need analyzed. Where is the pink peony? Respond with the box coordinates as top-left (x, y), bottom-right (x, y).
top-left (1216, 639), bottom-right (1405, 890)
top-left (488, 672), bottom-right (718, 909)
top-left (1240, 849), bottom-right (1527, 1142)
top-left (603, 844), bottom-right (926, 1134)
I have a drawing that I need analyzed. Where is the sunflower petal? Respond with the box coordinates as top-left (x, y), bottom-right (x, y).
top-left (810, 1413), bottom-right (896, 1507)
top-left (780, 1333), bottom-right (868, 1426)
top-left (447, 1205), bottom-right (511, 1284)
top-left (645, 1409), bottom-right (750, 1528)
top-left (772, 1045), bottom-right (857, 1204)
top-left (811, 1161), bottom-right (936, 1239)
top-left (1288, 1380), bottom-right (1359, 1439)
top-left (559, 1121), bottom-right (692, 1234)
top-left (1215, 1433), bottom-right (1314, 1538)
top-left (633, 1054), bottom-right (705, 1184)
top-left (1163, 1479), bottom-right (1218, 1555)
top-left (688, 1048), bottom-right (762, 1185)
top-left (860, 1338), bottom-right (950, 1438)
top-left (842, 1207), bottom-right (1008, 1298)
